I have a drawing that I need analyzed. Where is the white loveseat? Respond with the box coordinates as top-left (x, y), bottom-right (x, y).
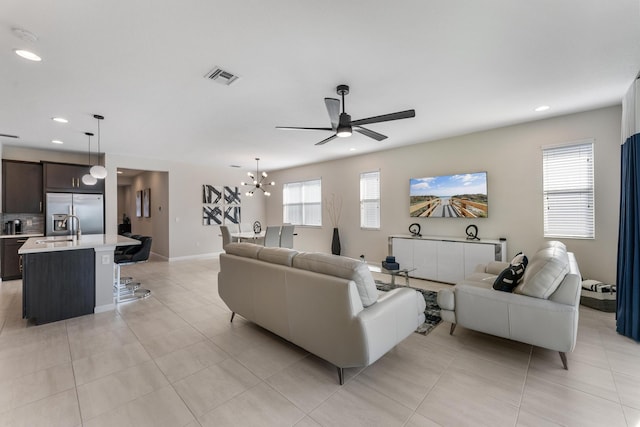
top-left (218, 243), bottom-right (426, 384)
top-left (437, 241), bottom-right (581, 369)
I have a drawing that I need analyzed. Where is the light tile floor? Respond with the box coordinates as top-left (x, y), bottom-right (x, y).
top-left (0, 256), bottom-right (638, 426)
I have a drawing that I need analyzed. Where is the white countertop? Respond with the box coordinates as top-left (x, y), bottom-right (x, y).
top-left (18, 234), bottom-right (140, 254)
top-left (0, 233), bottom-right (44, 239)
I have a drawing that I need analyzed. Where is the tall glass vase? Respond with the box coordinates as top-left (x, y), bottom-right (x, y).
top-left (331, 227), bottom-right (341, 255)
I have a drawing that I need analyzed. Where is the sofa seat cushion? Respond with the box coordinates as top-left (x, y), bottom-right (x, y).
top-left (225, 242), bottom-right (262, 259)
top-left (293, 252), bottom-right (378, 307)
top-left (258, 247), bottom-right (298, 266)
top-left (516, 245), bottom-right (570, 299)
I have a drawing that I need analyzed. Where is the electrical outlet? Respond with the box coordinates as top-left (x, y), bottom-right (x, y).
top-left (26, 219), bottom-right (33, 226)
top-left (102, 254), bottom-right (110, 264)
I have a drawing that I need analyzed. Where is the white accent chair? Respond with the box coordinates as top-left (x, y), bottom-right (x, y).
top-left (437, 241), bottom-right (581, 369)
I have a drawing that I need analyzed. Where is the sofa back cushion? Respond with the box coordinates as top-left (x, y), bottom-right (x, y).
top-left (293, 252), bottom-right (379, 307)
top-left (258, 247), bottom-right (298, 266)
top-left (225, 242), bottom-right (262, 259)
top-left (516, 244), bottom-right (570, 299)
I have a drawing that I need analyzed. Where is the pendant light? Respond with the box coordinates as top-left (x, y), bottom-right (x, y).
top-left (81, 132), bottom-right (97, 185)
top-left (240, 158), bottom-right (275, 196)
top-left (89, 114), bottom-right (107, 179)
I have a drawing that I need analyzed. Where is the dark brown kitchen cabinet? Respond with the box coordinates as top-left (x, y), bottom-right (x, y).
top-left (2, 160), bottom-right (43, 213)
top-left (43, 162), bottom-right (105, 193)
top-left (1, 237), bottom-right (27, 280)
top-left (22, 248), bottom-right (95, 324)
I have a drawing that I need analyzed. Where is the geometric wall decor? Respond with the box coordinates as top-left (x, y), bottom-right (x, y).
top-left (203, 204), bottom-right (223, 225)
top-left (202, 185), bottom-right (223, 204)
top-left (202, 184), bottom-right (242, 226)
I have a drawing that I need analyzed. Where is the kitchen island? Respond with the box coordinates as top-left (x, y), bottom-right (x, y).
top-left (18, 234), bottom-right (140, 324)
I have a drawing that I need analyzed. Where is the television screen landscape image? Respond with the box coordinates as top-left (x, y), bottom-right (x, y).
top-left (410, 172), bottom-right (488, 218)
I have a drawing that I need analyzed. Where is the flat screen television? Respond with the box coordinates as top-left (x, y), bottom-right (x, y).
top-left (409, 172), bottom-right (488, 218)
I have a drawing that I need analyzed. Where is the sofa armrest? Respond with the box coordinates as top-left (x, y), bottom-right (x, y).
top-left (484, 261), bottom-right (509, 275)
top-left (356, 288), bottom-right (423, 364)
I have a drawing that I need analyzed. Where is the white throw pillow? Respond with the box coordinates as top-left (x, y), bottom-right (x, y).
top-left (515, 246), bottom-right (569, 299)
top-left (293, 252), bottom-right (379, 307)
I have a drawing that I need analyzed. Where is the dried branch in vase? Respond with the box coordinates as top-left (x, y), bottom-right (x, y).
top-left (324, 193), bottom-right (343, 227)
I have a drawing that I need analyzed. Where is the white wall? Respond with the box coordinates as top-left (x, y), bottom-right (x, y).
top-left (265, 106), bottom-right (622, 284)
top-left (105, 154), bottom-right (265, 260)
top-left (1, 146), bottom-right (266, 260)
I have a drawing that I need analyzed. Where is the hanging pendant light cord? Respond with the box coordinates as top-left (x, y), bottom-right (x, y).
top-left (97, 118), bottom-right (101, 166)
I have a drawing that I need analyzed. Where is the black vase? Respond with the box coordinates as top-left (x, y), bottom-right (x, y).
top-left (331, 227), bottom-right (341, 255)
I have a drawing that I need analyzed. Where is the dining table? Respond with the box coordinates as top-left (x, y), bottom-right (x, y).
top-left (231, 231), bottom-right (265, 243)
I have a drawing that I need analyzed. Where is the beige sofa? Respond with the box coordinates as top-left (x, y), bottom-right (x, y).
top-left (218, 243), bottom-right (427, 384)
top-left (437, 241), bottom-right (581, 369)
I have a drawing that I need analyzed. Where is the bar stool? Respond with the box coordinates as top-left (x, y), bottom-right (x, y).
top-left (114, 236), bottom-right (152, 303)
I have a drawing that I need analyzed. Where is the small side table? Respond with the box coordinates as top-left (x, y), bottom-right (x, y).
top-left (380, 267), bottom-right (416, 286)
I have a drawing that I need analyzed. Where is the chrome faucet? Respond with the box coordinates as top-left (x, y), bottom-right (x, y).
top-left (63, 214), bottom-right (81, 238)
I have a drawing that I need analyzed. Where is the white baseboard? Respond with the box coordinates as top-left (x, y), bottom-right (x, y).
top-left (150, 251), bottom-right (169, 261)
top-left (168, 252), bottom-right (221, 262)
top-left (95, 303), bottom-right (115, 313)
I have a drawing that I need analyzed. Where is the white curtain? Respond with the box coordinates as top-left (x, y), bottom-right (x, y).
top-left (622, 74), bottom-right (640, 143)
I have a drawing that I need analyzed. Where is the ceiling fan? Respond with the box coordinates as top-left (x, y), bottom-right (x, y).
top-left (276, 85), bottom-right (415, 145)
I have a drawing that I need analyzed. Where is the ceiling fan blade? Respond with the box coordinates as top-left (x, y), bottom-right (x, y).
top-left (351, 109), bottom-right (416, 127)
top-left (354, 126), bottom-right (387, 141)
top-left (276, 126), bottom-right (333, 131)
top-left (324, 98), bottom-right (340, 131)
top-left (315, 134), bottom-right (338, 146)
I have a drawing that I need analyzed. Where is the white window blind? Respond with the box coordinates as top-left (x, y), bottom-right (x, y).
top-left (542, 141), bottom-right (594, 239)
top-left (360, 171), bottom-right (380, 229)
top-left (283, 179), bottom-right (322, 226)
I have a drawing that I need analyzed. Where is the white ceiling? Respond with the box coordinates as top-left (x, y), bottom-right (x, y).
top-left (2, 1), bottom-right (639, 172)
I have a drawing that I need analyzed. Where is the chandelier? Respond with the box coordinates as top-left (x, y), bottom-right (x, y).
top-left (241, 158), bottom-right (274, 196)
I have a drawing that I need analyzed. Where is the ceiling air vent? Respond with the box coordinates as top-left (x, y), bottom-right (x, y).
top-left (204, 67), bottom-right (239, 86)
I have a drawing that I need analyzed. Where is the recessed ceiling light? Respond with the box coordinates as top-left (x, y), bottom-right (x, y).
top-left (117, 170), bottom-right (123, 174)
top-left (52, 117), bottom-right (68, 123)
top-left (349, 148), bottom-right (356, 151)
top-left (535, 105), bottom-right (550, 112)
top-left (14, 49), bottom-right (41, 62)
top-left (51, 139), bottom-right (64, 144)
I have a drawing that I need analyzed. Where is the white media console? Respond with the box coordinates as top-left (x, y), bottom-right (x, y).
top-left (389, 235), bottom-right (507, 284)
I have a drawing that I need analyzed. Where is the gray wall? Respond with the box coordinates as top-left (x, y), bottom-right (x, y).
top-left (265, 105), bottom-right (622, 284)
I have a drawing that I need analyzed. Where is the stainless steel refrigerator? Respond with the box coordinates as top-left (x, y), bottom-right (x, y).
top-left (46, 193), bottom-right (105, 236)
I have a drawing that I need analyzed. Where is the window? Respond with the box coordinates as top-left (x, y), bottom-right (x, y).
top-left (360, 171), bottom-right (380, 229)
top-left (542, 140), bottom-right (594, 239)
top-left (283, 179), bottom-right (322, 226)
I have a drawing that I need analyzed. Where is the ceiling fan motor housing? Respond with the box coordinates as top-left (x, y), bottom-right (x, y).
top-left (337, 113), bottom-right (352, 137)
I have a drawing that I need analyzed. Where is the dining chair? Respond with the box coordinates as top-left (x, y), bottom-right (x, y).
top-left (279, 224), bottom-right (295, 248)
top-left (263, 226), bottom-right (281, 247)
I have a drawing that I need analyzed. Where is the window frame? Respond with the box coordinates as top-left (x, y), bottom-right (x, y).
top-left (542, 139), bottom-right (595, 239)
top-left (282, 178), bottom-right (322, 227)
top-left (360, 170), bottom-right (381, 230)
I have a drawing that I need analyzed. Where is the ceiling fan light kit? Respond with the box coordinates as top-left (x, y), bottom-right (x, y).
top-left (241, 158), bottom-right (274, 197)
top-left (276, 84), bottom-right (415, 145)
